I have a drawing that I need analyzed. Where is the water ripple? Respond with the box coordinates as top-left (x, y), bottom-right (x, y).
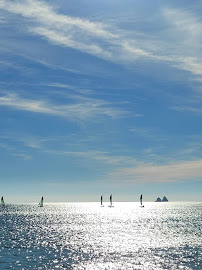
top-left (0, 202), bottom-right (201, 269)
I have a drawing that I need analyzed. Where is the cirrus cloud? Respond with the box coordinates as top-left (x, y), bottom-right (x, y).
top-left (1, 0), bottom-right (202, 79)
top-left (110, 159), bottom-right (202, 183)
top-left (0, 92), bottom-right (130, 120)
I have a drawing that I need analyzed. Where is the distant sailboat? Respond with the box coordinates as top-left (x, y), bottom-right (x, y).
top-left (38, 197), bottom-right (44, 207)
top-left (108, 194), bottom-right (114, 207)
top-left (140, 194), bottom-right (144, 207)
top-left (100, 195), bottom-right (104, 207)
top-left (1, 196), bottom-right (5, 207)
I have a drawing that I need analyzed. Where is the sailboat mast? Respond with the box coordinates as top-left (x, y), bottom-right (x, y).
top-left (1, 196), bottom-right (5, 206)
top-left (140, 195), bottom-right (142, 206)
top-left (38, 196), bottom-right (44, 207)
top-left (41, 197), bottom-right (43, 207)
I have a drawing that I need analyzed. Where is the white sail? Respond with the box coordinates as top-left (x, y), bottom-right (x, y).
top-left (38, 197), bottom-right (43, 207)
top-left (1, 196), bottom-right (5, 207)
top-left (100, 195), bottom-right (104, 207)
top-left (108, 194), bottom-right (114, 207)
top-left (140, 194), bottom-right (144, 207)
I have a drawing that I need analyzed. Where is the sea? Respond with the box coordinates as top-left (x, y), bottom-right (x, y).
top-left (0, 202), bottom-right (201, 270)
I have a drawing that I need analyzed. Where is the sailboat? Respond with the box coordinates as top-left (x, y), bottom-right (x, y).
top-left (108, 194), bottom-right (114, 207)
top-left (38, 196), bottom-right (44, 207)
top-left (100, 195), bottom-right (104, 207)
top-left (1, 196), bottom-right (5, 207)
top-left (140, 194), bottom-right (144, 207)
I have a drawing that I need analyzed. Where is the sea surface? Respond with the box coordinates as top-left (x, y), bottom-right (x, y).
top-left (0, 202), bottom-right (201, 269)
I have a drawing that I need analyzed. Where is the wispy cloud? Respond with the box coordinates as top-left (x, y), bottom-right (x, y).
top-left (0, 92), bottom-right (129, 120)
top-left (11, 152), bottom-right (32, 160)
top-left (1, 0), bottom-right (202, 78)
top-left (45, 149), bottom-right (137, 166)
top-left (0, 133), bottom-right (60, 157)
top-left (0, 46), bottom-right (80, 74)
top-left (0, 141), bottom-right (32, 159)
top-left (110, 159), bottom-right (202, 183)
top-left (171, 105), bottom-right (202, 114)
top-left (0, 133), bottom-right (137, 165)
top-left (47, 83), bottom-right (92, 94)
top-left (130, 127), bottom-right (166, 142)
top-left (163, 7), bottom-right (201, 48)
top-left (0, 0), bottom-right (154, 62)
top-left (0, 0), bottom-right (118, 59)
top-left (18, 137), bottom-right (42, 149)
top-left (162, 7), bottom-right (202, 77)
top-left (0, 60), bottom-right (21, 70)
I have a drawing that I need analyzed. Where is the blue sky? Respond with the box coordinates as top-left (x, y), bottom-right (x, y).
top-left (0, 0), bottom-right (202, 202)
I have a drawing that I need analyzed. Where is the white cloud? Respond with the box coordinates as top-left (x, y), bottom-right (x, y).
top-left (31, 26), bottom-right (112, 59)
top-left (177, 57), bottom-right (202, 76)
top-left (110, 159), bottom-right (202, 183)
top-left (162, 7), bottom-right (202, 76)
top-left (0, 46), bottom-right (80, 74)
top-left (19, 137), bottom-right (42, 149)
top-left (0, 140), bottom-right (32, 159)
top-left (0, 0), bottom-right (117, 39)
top-left (1, 0), bottom-right (202, 79)
top-left (130, 127), bottom-right (165, 142)
top-left (0, 60), bottom-right (19, 69)
top-left (171, 105), bottom-right (202, 114)
top-left (0, 3), bottom-right (182, 66)
top-left (11, 152), bottom-right (32, 160)
top-left (45, 149), bottom-right (137, 166)
top-left (0, 92), bottom-right (129, 120)
top-left (0, 0), bottom-right (119, 59)
top-left (47, 83), bottom-right (92, 94)
top-left (163, 7), bottom-right (201, 48)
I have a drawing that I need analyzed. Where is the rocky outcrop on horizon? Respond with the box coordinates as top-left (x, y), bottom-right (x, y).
top-left (155, 196), bottom-right (169, 202)
top-left (155, 197), bottom-right (161, 202)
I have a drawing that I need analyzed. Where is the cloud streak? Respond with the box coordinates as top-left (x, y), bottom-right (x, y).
top-left (1, 0), bottom-right (202, 78)
top-left (45, 149), bottom-right (137, 166)
top-left (0, 141), bottom-right (32, 160)
top-left (171, 105), bottom-right (202, 114)
top-left (110, 159), bottom-right (202, 183)
top-left (0, 92), bottom-right (129, 120)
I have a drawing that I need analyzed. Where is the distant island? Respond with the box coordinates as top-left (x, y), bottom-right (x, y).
top-left (155, 197), bottom-right (161, 202)
top-left (162, 196), bottom-right (168, 202)
top-left (155, 196), bottom-right (168, 202)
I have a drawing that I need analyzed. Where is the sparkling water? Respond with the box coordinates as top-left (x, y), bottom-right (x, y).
top-left (0, 202), bottom-right (201, 269)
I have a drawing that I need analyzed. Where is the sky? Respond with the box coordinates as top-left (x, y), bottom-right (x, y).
top-left (0, 0), bottom-right (202, 202)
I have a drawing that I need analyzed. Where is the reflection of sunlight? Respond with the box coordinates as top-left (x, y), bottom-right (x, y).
top-left (0, 202), bottom-right (201, 269)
